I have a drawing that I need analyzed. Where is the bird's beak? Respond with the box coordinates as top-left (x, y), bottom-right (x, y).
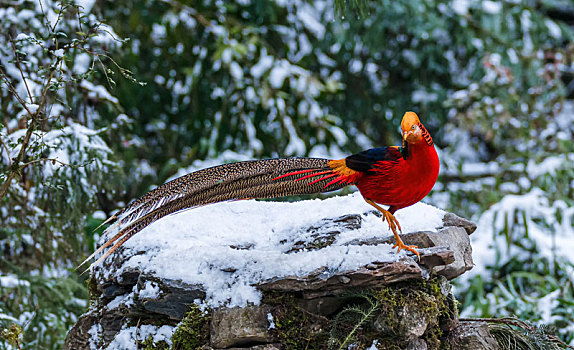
top-left (403, 132), bottom-right (408, 141)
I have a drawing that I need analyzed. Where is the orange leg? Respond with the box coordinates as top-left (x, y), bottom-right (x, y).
top-left (365, 199), bottom-right (420, 260)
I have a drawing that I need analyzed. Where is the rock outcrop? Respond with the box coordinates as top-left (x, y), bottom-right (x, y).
top-left (65, 194), bottom-right (497, 349)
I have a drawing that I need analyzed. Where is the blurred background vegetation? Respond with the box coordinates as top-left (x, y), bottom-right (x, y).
top-left (0, 0), bottom-right (573, 348)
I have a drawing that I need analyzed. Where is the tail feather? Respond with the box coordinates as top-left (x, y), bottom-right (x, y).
top-left (82, 157), bottom-right (352, 272)
top-left (114, 158), bottom-right (330, 226)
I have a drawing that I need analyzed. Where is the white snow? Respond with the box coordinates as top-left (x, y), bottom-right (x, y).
top-left (412, 90), bottom-right (438, 103)
top-left (151, 23), bottom-right (166, 42)
top-left (138, 281), bottom-right (160, 299)
top-left (452, 0), bottom-right (470, 15)
top-left (545, 19), bottom-right (561, 39)
top-left (25, 103), bottom-right (39, 114)
top-left (482, 1), bottom-right (501, 14)
top-left (250, 49), bottom-right (274, 78)
top-left (297, 2), bottom-right (325, 38)
top-left (99, 193), bottom-right (446, 308)
top-left (283, 116), bottom-right (306, 155)
top-left (267, 312), bottom-right (275, 329)
top-left (106, 292), bottom-right (134, 311)
top-left (75, 0), bottom-right (96, 13)
top-left (73, 52), bottom-right (91, 74)
top-left (526, 154), bottom-right (573, 179)
top-left (269, 60), bottom-right (290, 88)
top-left (349, 59), bottom-right (363, 74)
top-left (537, 289), bottom-right (560, 323)
top-left (464, 188), bottom-right (574, 280)
top-left (367, 340), bottom-right (380, 349)
top-left (15, 33), bottom-right (30, 41)
top-left (105, 325), bottom-right (174, 349)
top-left (0, 313), bottom-right (19, 323)
top-left (0, 275), bottom-right (31, 288)
top-left (80, 81), bottom-right (119, 104)
top-left (229, 61), bottom-right (243, 80)
top-left (88, 323), bottom-right (103, 350)
top-left (37, 122), bottom-right (113, 180)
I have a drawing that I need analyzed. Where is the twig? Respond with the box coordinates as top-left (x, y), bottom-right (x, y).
top-left (0, 57), bottom-right (61, 201)
top-left (20, 157), bottom-right (69, 169)
top-left (0, 137), bottom-right (12, 166)
top-left (0, 66), bottom-right (34, 115)
top-left (37, 0), bottom-right (50, 33)
top-left (50, 0), bottom-right (65, 33)
top-left (9, 35), bottom-right (33, 105)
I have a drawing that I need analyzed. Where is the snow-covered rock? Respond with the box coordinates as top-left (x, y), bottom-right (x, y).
top-left (66, 193), bottom-right (477, 349)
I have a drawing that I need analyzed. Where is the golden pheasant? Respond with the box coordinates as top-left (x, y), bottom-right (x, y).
top-left (81, 111), bottom-right (439, 270)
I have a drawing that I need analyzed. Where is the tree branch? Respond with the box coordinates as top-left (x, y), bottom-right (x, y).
top-left (0, 57), bottom-right (62, 201)
top-left (0, 136), bottom-right (12, 166)
top-left (9, 35), bottom-right (34, 104)
top-left (20, 157), bottom-right (69, 169)
top-left (0, 66), bottom-right (34, 116)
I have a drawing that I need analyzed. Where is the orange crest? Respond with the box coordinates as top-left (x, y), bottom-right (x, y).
top-left (401, 111), bottom-right (433, 146)
top-left (400, 111), bottom-right (420, 133)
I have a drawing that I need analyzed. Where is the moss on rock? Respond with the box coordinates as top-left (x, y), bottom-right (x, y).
top-left (370, 277), bottom-right (455, 349)
top-left (171, 304), bottom-right (210, 350)
top-left (263, 292), bottom-right (330, 349)
top-left (261, 276), bottom-right (456, 350)
top-left (139, 335), bottom-right (170, 350)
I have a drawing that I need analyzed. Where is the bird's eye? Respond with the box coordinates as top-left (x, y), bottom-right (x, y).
top-left (411, 125), bottom-right (416, 130)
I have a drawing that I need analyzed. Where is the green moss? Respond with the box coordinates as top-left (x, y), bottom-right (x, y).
top-left (139, 335), bottom-right (170, 350)
top-left (370, 277), bottom-right (454, 349)
top-left (86, 276), bottom-right (100, 304)
top-left (262, 292), bottom-right (330, 349)
top-left (1, 323), bottom-right (23, 349)
top-left (261, 277), bottom-right (456, 350)
top-left (171, 304), bottom-right (210, 350)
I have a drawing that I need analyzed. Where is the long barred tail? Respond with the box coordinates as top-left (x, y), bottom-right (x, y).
top-left (79, 157), bottom-right (353, 271)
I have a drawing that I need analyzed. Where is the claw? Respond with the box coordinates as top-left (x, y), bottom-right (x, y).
top-left (364, 198), bottom-right (420, 261)
top-left (392, 241), bottom-right (420, 260)
top-left (384, 213), bottom-right (420, 261)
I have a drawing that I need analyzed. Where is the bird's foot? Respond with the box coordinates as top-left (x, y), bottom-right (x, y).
top-left (380, 210), bottom-right (402, 233)
top-left (381, 211), bottom-right (420, 260)
top-left (363, 199), bottom-right (420, 260)
top-left (392, 241), bottom-right (420, 260)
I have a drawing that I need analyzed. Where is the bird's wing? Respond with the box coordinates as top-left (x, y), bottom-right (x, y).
top-left (341, 147), bottom-right (404, 173)
top-left (280, 147), bottom-right (403, 190)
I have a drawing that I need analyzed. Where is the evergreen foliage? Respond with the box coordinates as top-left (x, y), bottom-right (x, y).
top-left (329, 293), bottom-right (380, 349)
top-left (0, 1), bottom-right (126, 349)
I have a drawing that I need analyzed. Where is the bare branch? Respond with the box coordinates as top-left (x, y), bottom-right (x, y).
top-left (0, 66), bottom-right (34, 115)
top-left (0, 136), bottom-right (12, 166)
top-left (20, 157), bottom-right (69, 169)
top-left (9, 35), bottom-right (34, 104)
top-left (0, 57), bottom-right (62, 201)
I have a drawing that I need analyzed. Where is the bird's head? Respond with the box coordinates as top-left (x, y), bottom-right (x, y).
top-left (400, 111), bottom-right (433, 146)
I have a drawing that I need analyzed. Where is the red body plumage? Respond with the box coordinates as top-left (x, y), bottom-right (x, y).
top-left (276, 112), bottom-right (440, 215)
top-left (355, 141), bottom-right (440, 212)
